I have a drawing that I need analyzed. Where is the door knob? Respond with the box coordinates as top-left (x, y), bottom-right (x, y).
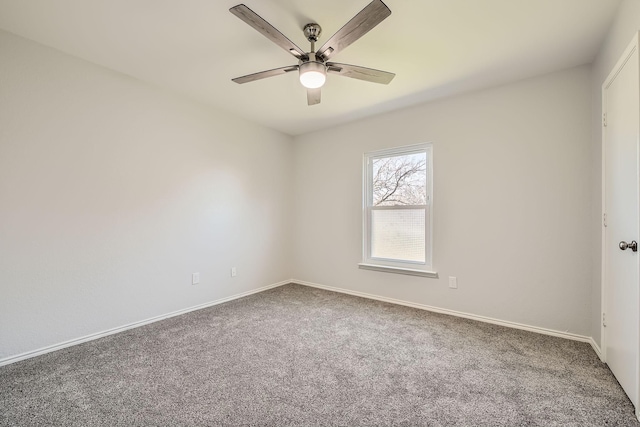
top-left (619, 240), bottom-right (638, 252)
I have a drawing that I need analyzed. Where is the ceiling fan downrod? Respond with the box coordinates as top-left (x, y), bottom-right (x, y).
top-left (300, 23), bottom-right (325, 89)
top-left (303, 23), bottom-right (322, 52)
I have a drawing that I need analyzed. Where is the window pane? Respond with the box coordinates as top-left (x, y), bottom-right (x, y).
top-left (372, 152), bottom-right (426, 206)
top-left (371, 208), bottom-right (425, 263)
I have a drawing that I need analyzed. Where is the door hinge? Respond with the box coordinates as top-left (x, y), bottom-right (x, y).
top-left (603, 312), bottom-right (607, 327)
top-left (603, 213), bottom-right (607, 227)
top-left (603, 113), bottom-right (607, 127)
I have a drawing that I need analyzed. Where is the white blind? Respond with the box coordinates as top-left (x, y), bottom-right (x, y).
top-left (371, 208), bottom-right (425, 263)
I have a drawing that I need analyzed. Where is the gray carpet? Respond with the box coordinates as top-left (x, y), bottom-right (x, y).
top-left (0, 283), bottom-right (638, 426)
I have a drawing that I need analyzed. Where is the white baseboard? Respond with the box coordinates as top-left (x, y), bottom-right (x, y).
top-left (291, 279), bottom-right (595, 346)
top-left (0, 280), bottom-right (290, 367)
top-left (1, 279), bottom-right (602, 367)
top-left (589, 337), bottom-right (604, 362)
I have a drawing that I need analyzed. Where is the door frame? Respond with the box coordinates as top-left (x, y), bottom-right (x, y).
top-left (601, 31), bottom-right (640, 417)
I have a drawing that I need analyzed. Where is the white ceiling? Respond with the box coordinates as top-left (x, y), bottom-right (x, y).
top-left (0, 0), bottom-right (622, 136)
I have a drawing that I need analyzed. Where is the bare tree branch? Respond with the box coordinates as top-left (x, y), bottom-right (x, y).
top-left (372, 154), bottom-right (426, 206)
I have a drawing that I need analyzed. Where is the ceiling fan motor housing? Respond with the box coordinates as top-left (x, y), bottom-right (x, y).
top-left (299, 53), bottom-right (326, 89)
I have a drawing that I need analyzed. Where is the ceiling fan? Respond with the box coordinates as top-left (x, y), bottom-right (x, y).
top-left (229, 0), bottom-right (395, 106)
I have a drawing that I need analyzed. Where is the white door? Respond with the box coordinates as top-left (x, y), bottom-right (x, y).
top-left (603, 33), bottom-right (640, 413)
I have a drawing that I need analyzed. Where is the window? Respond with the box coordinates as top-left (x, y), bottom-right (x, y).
top-left (360, 144), bottom-right (436, 277)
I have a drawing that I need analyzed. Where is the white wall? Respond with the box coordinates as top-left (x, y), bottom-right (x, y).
top-left (590, 0), bottom-right (640, 349)
top-left (292, 66), bottom-right (593, 336)
top-left (0, 30), bottom-right (294, 361)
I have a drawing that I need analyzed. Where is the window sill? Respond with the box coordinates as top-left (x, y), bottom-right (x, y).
top-left (358, 263), bottom-right (439, 278)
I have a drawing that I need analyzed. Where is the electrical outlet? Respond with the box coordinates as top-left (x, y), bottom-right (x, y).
top-left (448, 276), bottom-right (457, 289)
top-left (231, 267), bottom-right (237, 277)
top-left (192, 272), bottom-right (200, 285)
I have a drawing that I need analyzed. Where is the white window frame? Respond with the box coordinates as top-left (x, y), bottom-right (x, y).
top-left (359, 143), bottom-right (437, 278)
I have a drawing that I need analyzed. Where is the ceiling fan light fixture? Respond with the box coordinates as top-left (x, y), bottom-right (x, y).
top-left (299, 61), bottom-right (326, 89)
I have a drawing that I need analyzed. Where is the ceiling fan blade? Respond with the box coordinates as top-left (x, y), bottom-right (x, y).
top-left (307, 88), bottom-right (321, 105)
top-left (232, 65), bottom-right (299, 84)
top-left (326, 62), bottom-right (395, 84)
top-left (316, 0), bottom-right (391, 61)
top-left (230, 4), bottom-right (307, 59)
